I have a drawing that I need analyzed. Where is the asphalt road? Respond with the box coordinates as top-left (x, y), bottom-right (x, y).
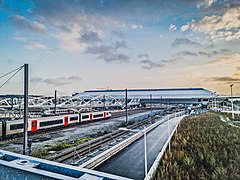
top-left (94, 116), bottom-right (182, 180)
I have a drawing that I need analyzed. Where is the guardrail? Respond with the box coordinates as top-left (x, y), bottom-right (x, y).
top-left (144, 113), bottom-right (186, 180)
top-left (80, 111), bottom-right (185, 170)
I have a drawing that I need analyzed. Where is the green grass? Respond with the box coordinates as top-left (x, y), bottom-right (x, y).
top-left (154, 113), bottom-right (240, 179)
top-left (31, 137), bottom-right (92, 158)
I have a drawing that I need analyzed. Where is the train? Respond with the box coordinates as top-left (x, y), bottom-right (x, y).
top-left (0, 111), bottom-right (111, 139)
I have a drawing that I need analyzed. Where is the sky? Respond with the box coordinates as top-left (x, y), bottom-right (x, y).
top-left (0, 0), bottom-right (240, 96)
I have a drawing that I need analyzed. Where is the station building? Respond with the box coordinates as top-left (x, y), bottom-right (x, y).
top-left (76, 88), bottom-right (215, 107)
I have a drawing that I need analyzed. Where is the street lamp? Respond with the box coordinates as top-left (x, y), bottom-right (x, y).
top-left (119, 127), bottom-right (148, 177)
top-left (230, 84), bottom-right (234, 119)
top-left (168, 115), bottom-right (170, 151)
top-left (230, 84), bottom-right (233, 97)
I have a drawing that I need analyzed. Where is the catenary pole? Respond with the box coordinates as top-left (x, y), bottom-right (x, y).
top-left (23, 64), bottom-right (28, 155)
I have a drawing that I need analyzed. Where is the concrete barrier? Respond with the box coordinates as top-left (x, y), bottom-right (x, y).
top-left (144, 114), bottom-right (186, 180)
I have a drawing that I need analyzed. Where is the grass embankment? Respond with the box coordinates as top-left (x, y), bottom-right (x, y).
top-left (155, 113), bottom-right (240, 179)
top-left (31, 137), bottom-right (92, 158)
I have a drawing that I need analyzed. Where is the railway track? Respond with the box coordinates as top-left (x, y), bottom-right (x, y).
top-left (46, 117), bottom-right (154, 164)
top-left (0, 108), bottom-right (149, 142)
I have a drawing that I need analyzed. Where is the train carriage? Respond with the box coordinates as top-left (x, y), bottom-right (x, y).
top-left (5, 119), bottom-right (32, 136)
top-left (80, 112), bottom-right (91, 123)
top-left (1, 111), bottom-right (111, 138)
top-left (80, 111), bottom-right (111, 123)
top-left (35, 116), bottom-right (64, 130)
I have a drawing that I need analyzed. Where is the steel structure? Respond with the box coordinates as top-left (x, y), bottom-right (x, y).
top-left (0, 88), bottom-right (219, 118)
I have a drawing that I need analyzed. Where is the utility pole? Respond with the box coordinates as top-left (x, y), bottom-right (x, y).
top-left (150, 94), bottom-right (152, 114)
top-left (23, 64), bottom-right (28, 155)
top-left (103, 95), bottom-right (105, 110)
top-left (54, 90), bottom-right (57, 115)
top-left (161, 96), bottom-right (162, 109)
top-left (125, 89), bottom-right (128, 124)
top-left (230, 84), bottom-right (234, 119)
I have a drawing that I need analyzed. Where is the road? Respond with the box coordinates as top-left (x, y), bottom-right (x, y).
top-left (95, 116), bottom-right (183, 180)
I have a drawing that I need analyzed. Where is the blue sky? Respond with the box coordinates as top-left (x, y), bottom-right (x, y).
top-left (0, 0), bottom-right (240, 95)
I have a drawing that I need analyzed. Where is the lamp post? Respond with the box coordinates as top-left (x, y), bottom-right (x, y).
top-left (168, 115), bottom-right (170, 151)
top-left (230, 84), bottom-right (233, 97)
top-left (119, 127), bottom-right (148, 177)
top-left (230, 84), bottom-right (234, 119)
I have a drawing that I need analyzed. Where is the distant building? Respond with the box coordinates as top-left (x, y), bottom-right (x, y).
top-left (76, 88), bottom-right (216, 107)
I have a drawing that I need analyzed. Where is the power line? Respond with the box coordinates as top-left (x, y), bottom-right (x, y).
top-left (0, 65), bottom-right (24, 79)
top-left (0, 66), bottom-right (23, 89)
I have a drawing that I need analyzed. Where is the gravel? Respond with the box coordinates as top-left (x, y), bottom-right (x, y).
top-left (0, 111), bottom-right (152, 153)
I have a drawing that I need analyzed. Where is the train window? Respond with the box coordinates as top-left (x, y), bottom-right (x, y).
top-left (10, 123), bottom-right (24, 130)
top-left (70, 116), bottom-right (78, 121)
top-left (93, 114), bottom-right (103, 118)
top-left (82, 115), bottom-right (89, 119)
top-left (40, 119), bottom-right (63, 127)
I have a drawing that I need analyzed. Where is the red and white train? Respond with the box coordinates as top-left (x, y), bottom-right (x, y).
top-left (0, 111), bottom-right (111, 138)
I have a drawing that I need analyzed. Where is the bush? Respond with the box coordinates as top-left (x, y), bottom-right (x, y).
top-left (154, 113), bottom-right (240, 179)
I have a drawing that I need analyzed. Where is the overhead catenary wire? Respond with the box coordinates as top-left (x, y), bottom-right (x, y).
top-left (0, 65), bottom-right (24, 79)
top-left (0, 66), bottom-right (23, 89)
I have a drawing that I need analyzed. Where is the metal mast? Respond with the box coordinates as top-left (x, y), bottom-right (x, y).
top-left (125, 89), bottom-right (128, 124)
top-left (54, 90), bottom-right (57, 114)
top-left (23, 64), bottom-right (28, 155)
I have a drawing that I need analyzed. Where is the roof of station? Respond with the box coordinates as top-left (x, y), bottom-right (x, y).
top-left (76, 88), bottom-right (215, 99)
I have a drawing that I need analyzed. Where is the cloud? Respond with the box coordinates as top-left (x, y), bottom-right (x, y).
top-left (114, 41), bottom-right (127, 49)
top-left (172, 38), bottom-right (202, 47)
top-left (30, 75), bottom-right (81, 86)
top-left (86, 44), bottom-right (130, 63)
top-left (176, 51), bottom-right (198, 56)
top-left (197, 0), bottom-right (216, 8)
top-left (169, 24), bottom-right (177, 31)
top-left (79, 31), bottom-right (102, 44)
top-left (138, 54), bottom-right (149, 59)
top-left (11, 35), bottom-right (28, 42)
top-left (207, 53), bottom-right (240, 65)
top-left (131, 24), bottom-right (143, 30)
top-left (174, 48), bottom-right (230, 58)
top-left (30, 77), bottom-right (42, 83)
top-left (137, 53), bottom-right (165, 70)
top-left (205, 76), bottom-right (240, 83)
top-left (180, 23), bottom-right (190, 32)
top-left (111, 30), bottom-right (124, 37)
top-left (53, 24), bottom-right (86, 52)
top-left (191, 6), bottom-right (240, 41)
top-left (8, 15), bottom-right (46, 34)
top-left (198, 51), bottom-right (211, 57)
top-left (25, 41), bottom-right (50, 50)
top-left (140, 59), bottom-right (164, 70)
